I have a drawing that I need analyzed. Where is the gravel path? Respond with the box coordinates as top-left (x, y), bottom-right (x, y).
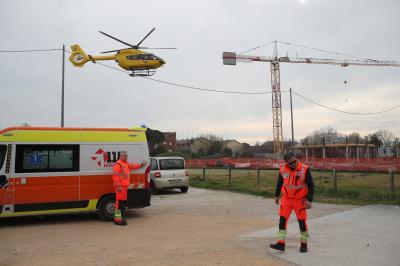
top-left (0, 188), bottom-right (354, 265)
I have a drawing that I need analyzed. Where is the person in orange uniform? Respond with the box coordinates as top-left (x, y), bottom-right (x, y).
top-left (112, 151), bottom-right (147, 226)
top-left (270, 152), bottom-right (314, 253)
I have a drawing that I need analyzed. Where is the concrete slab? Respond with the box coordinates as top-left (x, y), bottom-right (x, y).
top-left (239, 205), bottom-right (400, 266)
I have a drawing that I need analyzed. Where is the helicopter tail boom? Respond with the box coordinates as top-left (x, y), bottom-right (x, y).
top-left (69, 44), bottom-right (90, 67)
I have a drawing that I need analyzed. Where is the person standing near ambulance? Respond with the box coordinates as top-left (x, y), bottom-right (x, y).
top-left (112, 151), bottom-right (147, 226)
top-left (270, 152), bottom-right (314, 253)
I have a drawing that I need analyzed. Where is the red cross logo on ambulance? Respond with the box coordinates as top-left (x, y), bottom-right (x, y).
top-left (91, 149), bottom-right (108, 166)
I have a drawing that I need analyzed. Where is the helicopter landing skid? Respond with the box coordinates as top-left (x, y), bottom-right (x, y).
top-left (129, 69), bottom-right (156, 77)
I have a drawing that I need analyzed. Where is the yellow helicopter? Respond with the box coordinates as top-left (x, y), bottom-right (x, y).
top-left (69, 28), bottom-right (176, 76)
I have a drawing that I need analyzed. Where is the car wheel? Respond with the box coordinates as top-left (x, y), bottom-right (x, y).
top-left (180, 187), bottom-right (189, 193)
top-left (97, 195), bottom-right (116, 221)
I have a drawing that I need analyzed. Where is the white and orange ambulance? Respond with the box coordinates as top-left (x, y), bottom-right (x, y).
top-left (0, 126), bottom-right (151, 220)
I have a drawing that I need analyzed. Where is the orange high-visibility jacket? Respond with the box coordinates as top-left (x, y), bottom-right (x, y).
top-left (279, 162), bottom-right (309, 199)
top-left (112, 159), bottom-right (142, 188)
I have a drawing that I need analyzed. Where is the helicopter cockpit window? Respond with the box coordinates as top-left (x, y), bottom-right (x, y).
top-left (137, 54), bottom-right (156, 60)
top-left (126, 55), bottom-right (139, 60)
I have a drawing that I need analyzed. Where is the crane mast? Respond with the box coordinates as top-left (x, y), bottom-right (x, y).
top-left (222, 44), bottom-right (400, 156)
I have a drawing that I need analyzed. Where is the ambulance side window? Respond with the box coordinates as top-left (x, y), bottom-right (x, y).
top-left (15, 144), bottom-right (80, 173)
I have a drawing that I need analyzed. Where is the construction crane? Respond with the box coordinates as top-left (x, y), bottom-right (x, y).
top-left (222, 41), bottom-right (400, 156)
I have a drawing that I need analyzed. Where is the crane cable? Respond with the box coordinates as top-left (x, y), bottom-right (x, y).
top-left (238, 41), bottom-right (276, 55)
top-left (238, 39), bottom-right (377, 60)
top-left (276, 41), bottom-right (378, 61)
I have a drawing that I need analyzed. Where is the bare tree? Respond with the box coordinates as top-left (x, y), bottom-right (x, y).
top-left (376, 130), bottom-right (394, 148)
top-left (375, 130), bottom-right (395, 156)
top-left (199, 133), bottom-right (223, 142)
top-left (302, 126), bottom-right (344, 145)
top-left (347, 132), bottom-right (361, 144)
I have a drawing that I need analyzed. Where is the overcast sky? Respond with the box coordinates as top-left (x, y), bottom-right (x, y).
top-left (0, 0), bottom-right (399, 144)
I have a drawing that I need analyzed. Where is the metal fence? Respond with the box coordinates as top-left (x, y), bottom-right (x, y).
top-left (188, 167), bottom-right (398, 201)
top-left (186, 157), bottom-right (400, 173)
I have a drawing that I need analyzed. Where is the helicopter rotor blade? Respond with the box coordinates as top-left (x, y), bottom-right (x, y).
top-left (99, 31), bottom-right (137, 48)
top-left (139, 47), bottom-right (177, 50)
top-left (100, 48), bottom-right (129, 54)
top-left (136, 27), bottom-right (156, 47)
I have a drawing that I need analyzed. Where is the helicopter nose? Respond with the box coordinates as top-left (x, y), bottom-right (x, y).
top-left (159, 58), bottom-right (166, 65)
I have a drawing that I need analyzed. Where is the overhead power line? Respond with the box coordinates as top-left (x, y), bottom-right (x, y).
top-left (86, 54), bottom-right (274, 95)
top-left (141, 77), bottom-right (273, 95)
top-left (3, 47), bottom-right (398, 115)
top-left (293, 91), bottom-right (400, 115)
top-left (0, 48), bottom-right (62, 53)
top-left (82, 54), bottom-right (400, 114)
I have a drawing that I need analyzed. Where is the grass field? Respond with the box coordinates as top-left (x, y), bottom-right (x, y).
top-left (188, 168), bottom-right (400, 205)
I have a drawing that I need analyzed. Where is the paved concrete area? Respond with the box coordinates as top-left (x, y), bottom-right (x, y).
top-left (239, 205), bottom-right (400, 266)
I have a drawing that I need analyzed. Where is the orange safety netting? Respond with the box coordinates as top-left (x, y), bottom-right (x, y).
top-left (186, 157), bottom-right (400, 172)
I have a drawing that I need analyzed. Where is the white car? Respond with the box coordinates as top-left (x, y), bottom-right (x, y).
top-left (149, 156), bottom-right (189, 193)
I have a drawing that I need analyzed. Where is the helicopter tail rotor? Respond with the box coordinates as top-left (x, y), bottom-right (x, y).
top-left (69, 44), bottom-right (90, 67)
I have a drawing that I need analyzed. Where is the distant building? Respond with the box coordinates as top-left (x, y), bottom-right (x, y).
top-left (224, 140), bottom-right (246, 156)
top-left (176, 137), bottom-right (208, 155)
top-left (161, 132), bottom-right (176, 152)
top-left (176, 138), bottom-right (246, 157)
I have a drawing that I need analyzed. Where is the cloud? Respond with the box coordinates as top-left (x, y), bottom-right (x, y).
top-left (0, 0), bottom-right (399, 144)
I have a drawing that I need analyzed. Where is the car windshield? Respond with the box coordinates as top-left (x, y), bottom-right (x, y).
top-left (0, 145), bottom-right (6, 170)
top-left (159, 159), bottom-right (184, 170)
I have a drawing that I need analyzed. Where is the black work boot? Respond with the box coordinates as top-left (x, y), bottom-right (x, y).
top-left (120, 219), bottom-right (128, 226)
top-left (300, 243), bottom-right (308, 253)
top-left (269, 242), bottom-right (285, 251)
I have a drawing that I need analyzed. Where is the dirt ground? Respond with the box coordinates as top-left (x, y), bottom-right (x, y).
top-left (0, 188), bottom-right (354, 266)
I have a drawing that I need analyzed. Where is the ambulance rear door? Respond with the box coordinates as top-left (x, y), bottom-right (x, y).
top-left (0, 143), bottom-right (14, 216)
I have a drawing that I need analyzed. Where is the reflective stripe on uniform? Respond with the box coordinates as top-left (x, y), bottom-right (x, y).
top-left (283, 183), bottom-right (304, 190)
top-left (299, 165), bottom-right (306, 182)
top-left (114, 209), bottom-right (122, 221)
top-left (280, 162), bottom-right (308, 199)
top-left (300, 230), bottom-right (309, 242)
top-left (277, 229), bottom-right (287, 240)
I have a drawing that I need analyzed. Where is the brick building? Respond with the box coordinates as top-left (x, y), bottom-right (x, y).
top-left (161, 132), bottom-right (176, 152)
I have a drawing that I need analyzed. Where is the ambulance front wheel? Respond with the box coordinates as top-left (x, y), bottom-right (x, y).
top-left (97, 195), bottom-right (116, 221)
top-left (180, 187), bottom-right (189, 193)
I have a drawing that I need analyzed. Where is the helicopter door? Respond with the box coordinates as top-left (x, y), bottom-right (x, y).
top-left (138, 54), bottom-right (150, 66)
top-left (0, 144), bottom-right (13, 216)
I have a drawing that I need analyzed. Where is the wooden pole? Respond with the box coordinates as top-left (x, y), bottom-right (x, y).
top-left (332, 169), bottom-right (337, 192)
top-left (257, 168), bottom-right (261, 186)
top-left (390, 170), bottom-right (395, 198)
top-left (290, 87), bottom-right (295, 151)
top-left (61, 44), bottom-right (65, 127)
top-left (228, 167), bottom-right (232, 186)
top-left (203, 167), bottom-right (206, 182)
